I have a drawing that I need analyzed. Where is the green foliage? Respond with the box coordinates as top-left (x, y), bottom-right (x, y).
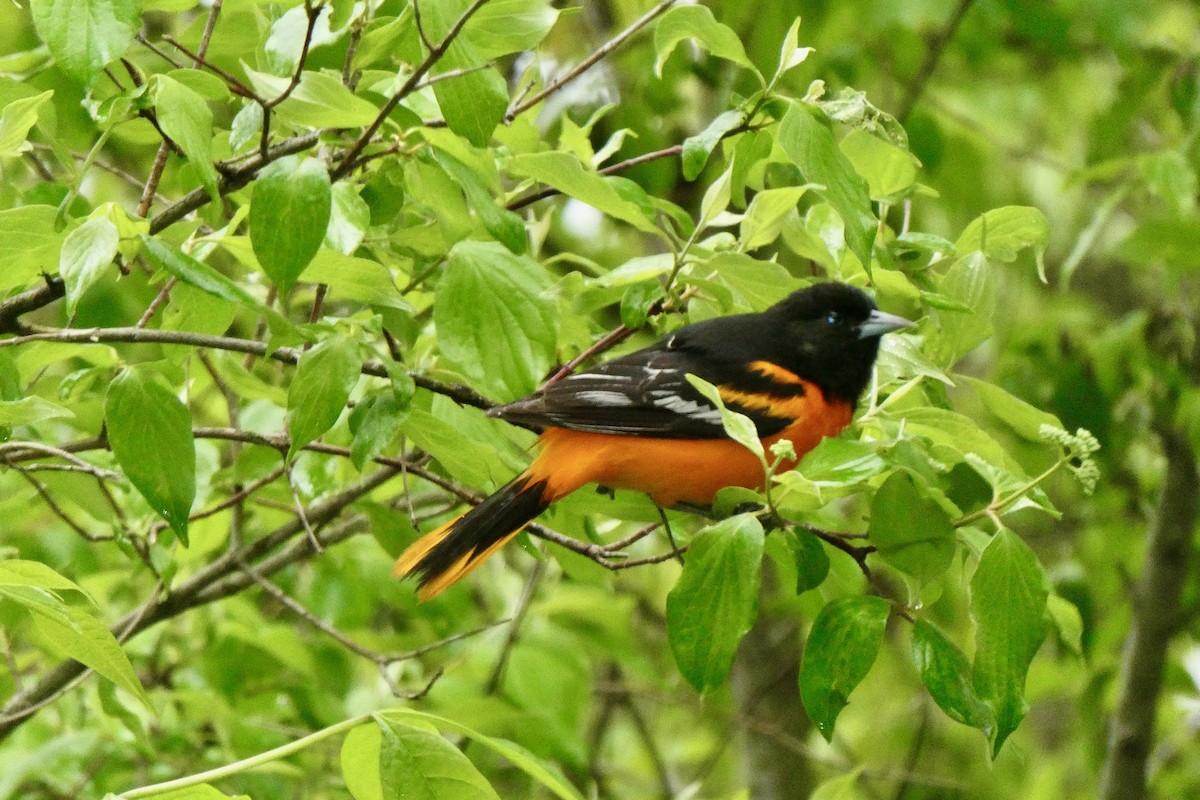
top-left (105, 366), bottom-right (195, 543)
top-left (666, 513), bottom-right (764, 692)
top-left (0, 1), bottom-right (1191, 798)
top-left (799, 596), bottom-right (890, 741)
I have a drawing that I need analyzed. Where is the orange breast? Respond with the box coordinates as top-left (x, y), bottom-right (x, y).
top-left (527, 395), bottom-right (854, 507)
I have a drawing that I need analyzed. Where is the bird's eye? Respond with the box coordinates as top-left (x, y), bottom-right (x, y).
top-left (823, 311), bottom-right (839, 325)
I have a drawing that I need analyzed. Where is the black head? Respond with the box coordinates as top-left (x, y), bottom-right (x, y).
top-left (765, 282), bottom-right (914, 404)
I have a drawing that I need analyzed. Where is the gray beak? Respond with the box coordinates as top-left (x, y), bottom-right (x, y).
top-left (858, 308), bottom-right (916, 339)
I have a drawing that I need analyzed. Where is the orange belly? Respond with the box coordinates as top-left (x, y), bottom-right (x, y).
top-left (528, 402), bottom-right (853, 507)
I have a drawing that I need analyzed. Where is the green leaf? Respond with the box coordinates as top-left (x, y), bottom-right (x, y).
top-left (464, 0), bottom-right (560, 60)
top-left (141, 237), bottom-right (302, 337)
top-left (0, 396), bottom-right (74, 426)
top-left (0, 559), bottom-right (90, 593)
top-left (706, 252), bottom-right (795, 310)
top-left (382, 709), bottom-right (588, 800)
top-left (682, 110), bottom-right (744, 181)
top-left (0, 89), bottom-right (54, 157)
top-left (1, 580), bottom-right (150, 709)
top-left (810, 771), bottom-right (868, 800)
top-left (154, 74), bottom-right (219, 199)
top-left (350, 389), bottom-right (409, 471)
top-left (970, 528), bottom-right (1048, 755)
top-left (399, 406), bottom-right (498, 488)
top-left (786, 527), bottom-right (830, 594)
top-left (685, 374), bottom-right (764, 459)
top-left (435, 150), bottom-right (527, 254)
top-left (666, 514), bottom-right (764, 692)
top-left (931, 251), bottom-right (995, 364)
top-left (1139, 150), bottom-right (1197, 216)
top-left (0, 205), bottom-right (68, 293)
top-left (250, 155), bottom-right (332, 292)
top-left (243, 67), bottom-right (381, 128)
top-left (325, 181), bottom-right (371, 255)
top-left (0, 559), bottom-right (150, 702)
top-left (838, 128), bottom-right (918, 200)
top-left (955, 206), bottom-right (1049, 275)
top-left (912, 619), bottom-right (995, 736)
top-left (868, 470), bottom-right (955, 584)
top-left (374, 717), bottom-right (501, 800)
top-left (773, 17), bottom-right (813, 81)
top-left (1046, 593), bottom-right (1084, 657)
top-left (423, 0), bottom-right (507, 146)
top-left (287, 335), bottom-right (362, 460)
top-left (105, 367), bottom-right (196, 543)
top-left (507, 152), bottom-right (661, 235)
top-left (300, 250), bottom-right (414, 311)
top-left (799, 595), bottom-right (890, 741)
top-left (653, 4), bottom-right (760, 81)
top-left (60, 216), bottom-right (119, 316)
top-left (341, 723), bottom-right (385, 800)
top-left (739, 186), bottom-right (810, 252)
top-left (435, 240), bottom-right (557, 400)
top-left (962, 376), bottom-right (1063, 442)
top-left (30, 0), bottom-right (141, 85)
top-left (778, 103), bottom-right (878, 272)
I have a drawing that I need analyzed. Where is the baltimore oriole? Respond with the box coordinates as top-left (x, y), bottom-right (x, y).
top-left (395, 282), bottom-right (914, 599)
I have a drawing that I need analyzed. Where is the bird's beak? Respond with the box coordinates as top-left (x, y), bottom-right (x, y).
top-left (858, 309), bottom-right (916, 339)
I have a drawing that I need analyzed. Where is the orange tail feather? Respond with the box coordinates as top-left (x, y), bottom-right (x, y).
top-left (393, 474), bottom-right (551, 601)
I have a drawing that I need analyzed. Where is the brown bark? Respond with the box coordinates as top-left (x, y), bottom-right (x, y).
top-left (1098, 427), bottom-right (1198, 799)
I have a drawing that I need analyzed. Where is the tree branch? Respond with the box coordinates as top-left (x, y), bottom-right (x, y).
top-left (0, 325), bottom-right (493, 410)
top-left (896, 0), bottom-right (975, 122)
top-left (331, 0), bottom-right (495, 180)
top-left (0, 465), bottom-right (401, 742)
top-left (503, 0), bottom-right (680, 123)
top-left (1098, 425), bottom-right (1199, 800)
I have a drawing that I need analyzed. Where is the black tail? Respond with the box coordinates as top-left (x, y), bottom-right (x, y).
top-left (393, 474), bottom-right (551, 600)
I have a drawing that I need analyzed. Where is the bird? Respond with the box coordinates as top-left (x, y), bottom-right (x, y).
top-left (395, 281), bottom-right (914, 599)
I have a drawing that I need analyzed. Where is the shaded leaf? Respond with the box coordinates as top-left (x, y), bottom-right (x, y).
top-left (682, 110), bottom-right (744, 181)
top-left (507, 152), bottom-right (661, 235)
top-left (287, 335), bottom-right (362, 460)
top-left (799, 595), bottom-right (890, 740)
top-left (434, 240), bottom-right (557, 400)
top-left (970, 528), bottom-right (1048, 755)
top-left (653, 4), bottom-right (759, 80)
top-left (105, 367), bottom-right (195, 543)
top-left (868, 470), bottom-right (955, 584)
top-left (250, 155), bottom-right (332, 292)
top-left (778, 103), bottom-right (878, 272)
top-left (30, 0), bottom-right (141, 85)
top-left (60, 216), bottom-right (119, 316)
top-left (666, 514), bottom-right (764, 692)
top-left (155, 74), bottom-right (219, 198)
top-left (912, 619), bottom-right (995, 735)
top-left (141, 236), bottom-right (302, 337)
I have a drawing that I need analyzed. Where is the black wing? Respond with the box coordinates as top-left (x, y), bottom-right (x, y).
top-left (489, 337), bottom-right (795, 439)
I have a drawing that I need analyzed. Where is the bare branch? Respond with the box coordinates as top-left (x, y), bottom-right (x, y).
top-left (332, 0), bottom-right (495, 180)
top-left (0, 325), bottom-right (493, 410)
top-left (504, 0), bottom-right (679, 122)
top-left (896, 0), bottom-right (975, 122)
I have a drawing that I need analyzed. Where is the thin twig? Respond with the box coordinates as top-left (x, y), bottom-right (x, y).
top-left (0, 325), bottom-right (494, 410)
top-left (136, 276), bottom-right (177, 327)
top-left (259, 1), bottom-right (324, 158)
top-left (504, 0), bottom-right (680, 122)
top-left (896, 0), bottom-right (976, 122)
top-left (332, 0), bottom-right (494, 180)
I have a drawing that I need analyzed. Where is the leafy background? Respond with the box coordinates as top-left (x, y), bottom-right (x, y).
top-left (0, 1), bottom-right (1197, 799)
